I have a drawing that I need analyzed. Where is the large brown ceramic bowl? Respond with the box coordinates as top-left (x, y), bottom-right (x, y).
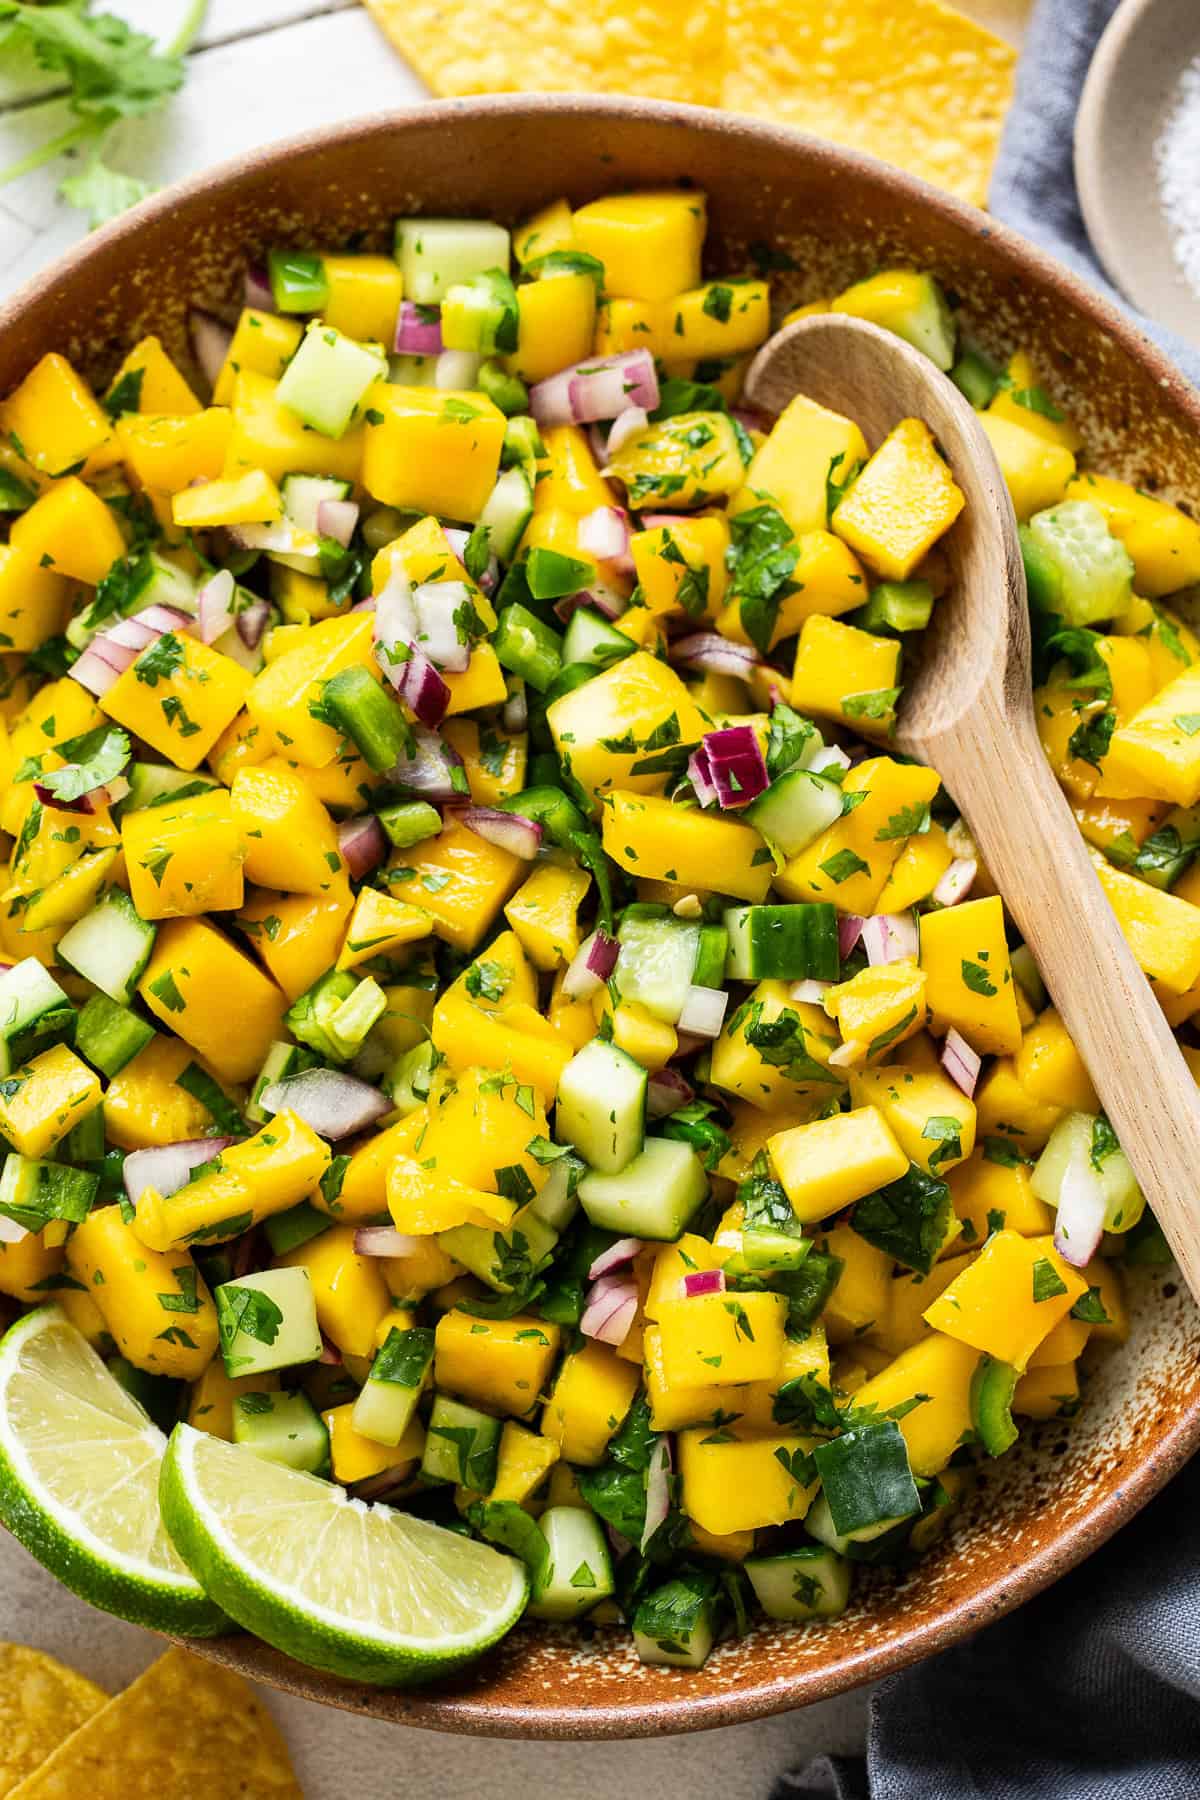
top-left (3, 95), bottom-right (1199, 1740)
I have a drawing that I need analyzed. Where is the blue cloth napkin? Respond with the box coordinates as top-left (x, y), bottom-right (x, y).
top-left (774, 5), bottom-right (1200, 1793)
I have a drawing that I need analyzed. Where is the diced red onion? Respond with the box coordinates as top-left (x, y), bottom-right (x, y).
top-left (732, 405), bottom-right (768, 434)
top-left (670, 631), bottom-right (760, 680)
top-left (530, 350), bottom-right (659, 427)
top-left (789, 980), bottom-right (831, 1005)
top-left (243, 263), bottom-right (276, 312)
top-left (562, 928), bottom-right (619, 999)
top-left (687, 743), bottom-right (720, 809)
top-left (188, 308), bottom-right (233, 390)
top-left (375, 572), bottom-right (418, 662)
top-left (458, 806), bottom-right (541, 860)
top-left (578, 506), bottom-right (633, 573)
top-left (394, 300), bottom-right (443, 356)
top-left (106, 616), bottom-right (159, 651)
top-left (355, 1226), bottom-right (423, 1258)
top-left (124, 1138), bottom-right (233, 1209)
top-left (350, 1468), bottom-right (414, 1501)
top-left (588, 1236), bottom-right (644, 1280)
top-left (197, 569), bottom-right (236, 645)
top-left (319, 1332), bottom-right (342, 1366)
top-left (646, 1065), bottom-right (694, 1120)
top-left (396, 645), bottom-right (451, 729)
top-left (229, 521), bottom-right (319, 565)
top-left (232, 1226), bottom-right (262, 1279)
top-left (673, 1030), bottom-right (708, 1058)
top-left (236, 598), bottom-right (271, 649)
top-left (641, 1436), bottom-right (672, 1552)
top-left (941, 1027), bottom-right (981, 1099)
top-left (70, 642), bottom-right (127, 696)
top-left (412, 581), bottom-right (471, 673)
top-left (861, 911), bottom-right (919, 966)
top-left (501, 681), bottom-right (527, 733)
top-left (698, 724), bottom-right (768, 810)
top-left (681, 1268), bottom-right (726, 1298)
top-left (0, 1214), bottom-right (28, 1245)
top-left (838, 915), bottom-right (866, 958)
top-left (391, 727), bottom-right (466, 799)
top-left (809, 745), bottom-right (852, 777)
top-left (554, 580), bottom-right (629, 625)
top-left (580, 1276), bottom-right (639, 1346)
top-left (33, 776), bottom-right (124, 815)
top-left (436, 349), bottom-right (481, 389)
top-left (337, 814), bottom-right (387, 879)
top-left (1053, 1147), bottom-right (1107, 1269)
top-left (259, 1068), bottom-right (390, 1141)
top-left (71, 605), bottom-right (191, 698)
top-left (677, 983), bottom-right (728, 1039)
top-left (317, 498), bottom-right (360, 548)
top-left (932, 857), bottom-right (978, 908)
top-left (607, 406), bottom-right (648, 458)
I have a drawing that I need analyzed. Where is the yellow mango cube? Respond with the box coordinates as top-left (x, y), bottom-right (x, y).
top-left (980, 413), bottom-right (1075, 520)
top-left (0, 546), bottom-right (69, 651)
top-left (986, 351), bottom-right (1081, 453)
top-left (643, 1324), bottom-right (750, 1431)
top-left (277, 1226), bottom-right (391, 1358)
top-left (824, 958), bottom-right (926, 1065)
top-left (442, 718), bottom-right (526, 807)
top-left (0, 353), bottom-right (117, 477)
top-left (504, 862), bottom-right (590, 970)
top-left (534, 423), bottom-right (614, 517)
top-left (10, 477), bottom-right (125, 586)
top-left (818, 1222), bottom-right (893, 1343)
top-left (776, 757), bottom-right (942, 915)
top-left (667, 279), bottom-right (770, 359)
top-left (505, 273), bottom-right (596, 385)
top-left (432, 984), bottom-right (573, 1100)
top-left (213, 310), bottom-right (303, 405)
top-left (742, 394), bottom-right (869, 537)
top-left (973, 1056), bottom-right (1064, 1154)
top-left (188, 1360), bottom-right (279, 1441)
top-left (238, 884), bottom-right (353, 1001)
top-left (1092, 855), bottom-right (1200, 993)
top-left (67, 1206), bottom-right (217, 1380)
top-left (139, 916), bottom-right (286, 1084)
top-left (849, 1331), bottom-right (981, 1476)
top-left (360, 385), bottom-right (505, 520)
top-left (515, 197), bottom-right (577, 265)
top-left (116, 408), bottom-right (232, 496)
top-left (607, 413), bottom-right (745, 512)
top-left (102, 1037), bottom-right (213, 1151)
top-left (1067, 471), bottom-right (1200, 597)
top-left (224, 369), bottom-right (363, 485)
top-left (790, 615), bottom-right (901, 737)
top-left (336, 888), bottom-right (431, 971)
top-left (768, 1105), bottom-right (908, 1223)
top-left (172, 469), bottom-right (282, 530)
top-left (832, 418), bottom-right (965, 580)
top-left (918, 894), bottom-right (1022, 1056)
top-left (1015, 1009), bottom-right (1098, 1113)
top-left (602, 789), bottom-right (771, 902)
top-left (230, 759), bottom-right (342, 894)
top-left (0, 1043), bottom-right (100, 1158)
top-left (592, 993), bottom-right (677, 1072)
top-left (720, 530), bottom-right (868, 647)
top-left (1014, 1360), bottom-right (1080, 1419)
top-left (948, 1150), bottom-right (1054, 1245)
top-left (594, 296), bottom-right (670, 360)
top-left (678, 1427), bottom-right (819, 1535)
top-left (123, 788), bottom-right (245, 920)
top-left (0, 1230), bottom-right (63, 1302)
top-left (710, 981), bottom-right (841, 1111)
top-left (632, 515), bottom-right (729, 624)
top-left (321, 253), bottom-right (405, 342)
top-left (421, 1066), bottom-right (548, 1199)
top-left (436, 1309), bottom-right (562, 1419)
top-left (547, 650), bottom-right (705, 807)
top-left (849, 1066), bottom-right (976, 1177)
top-left (443, 643), bottom-right (509, 715)
top-left (1026, 1311), bottom-right (1091, 1369)
top-left (923, 1229), bottom-right (1087, 1370)
top-left (325, 1404), bottom-right (423, 1483)
top-left (875, 821), bottom-right (954, 913)
top-left (540, 1340), bottom-right (640, 1463)
top-left (102, 631), bottom-right (251, 771)
top-left (572, 191), bottom-right (705, 302)
top-left (1099, 668), bottom-right (1200, 805)
top-left (245, 612), bottom-right (378, 768)
top-left (108, 334), bottom-right (201, 416)
top-left (488, 1419), bottom-right (560, 1505)
top-left (873, 1252), bottom-right (975, 1358)
top-left (133, 1109), bottom-right (330, 1252)
top-left (655, 1290), bottom-right (786, 1389)
top-left (384, 817), bottom-right (524, 953)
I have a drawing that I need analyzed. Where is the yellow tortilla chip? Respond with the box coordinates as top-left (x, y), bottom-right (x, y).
top-left (365, 0), bottom-right (725, 107)
top-left (723, 0), bottom-right (1015, 208)
top-left (9, 1649), bottom-right (302, 1800)
top-left (0, 1646), bottom-right (107, 1798)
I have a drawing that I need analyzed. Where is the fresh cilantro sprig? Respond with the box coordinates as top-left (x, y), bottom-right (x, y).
top-left (0, 0), bottom-right (207, 227)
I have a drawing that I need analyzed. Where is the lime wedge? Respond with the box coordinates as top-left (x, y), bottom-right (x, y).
top-left (0, 1306), bottom-right (224, 1634)
top-left (160, 1423), bottom-right (530, 1685)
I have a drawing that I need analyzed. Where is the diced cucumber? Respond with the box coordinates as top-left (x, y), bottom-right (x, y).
top-left (502, 415), bottom-right (544, 473)
top-left (528, 1151), bottom-right (584, 1231)
top-left (1009, 943), bottom-right (1047, 1012)
top-left (561, 607), bottom-right (635, 670)
top-left (1031, 1110), bottom-right (1145, 1234)
top-left (1020, 500), bottom-right (1135, 627)
top-left (441, 269), bottom-right (520, 356)
top-left (578, 1137), bottom-right (706, 1240)
top-left (61, 1105), bottom-right (106, 1164)
top-left (746, 767), bottom-right (844, 858)
top-left (0, 959), bottom-right (76, 1075)
top-left (121, 763), bottom-right (220, 813)
top-left (494, 602), bottom-right (563, 692)
top-left (351, 1325), bottom-right (434, 1446)
top-left (233, 1389), bottom-right (330, 1475)
top-left (326, 978), bottom-right (386, 1059)
top-left (247, 1041), bottom-right (321, 1125)
top-left (617, 909), bottom-right (701, 1023)
top-left (850, 271), bottom-right (955, 371)
top-left (0, 1154), bottom-right (97, 1234)
top-left (215, 1268), bottom-right (322, 1378)
top-left (67, 550), bottom-right (198, 650)
top-left (74, 992), bottom-right (155, 1079)
top-left (438, 1207), bottom-right (558, 1294)
top-left (556, 1039), bottom-right (647, 1174)
top-left (56, 890), bottom-right (157, 1006)
top-left (804, 1490), bottom-right (901, 1555)
top-left (263, 1202), bottom-right (333, 1258)
top-left (320, 664), bottom-right (412, 772)
top-left (376, 798), bottom-right (442, 849)
top-left (286, 969), bottom-right (383, 1064)
top-left (393, 219), bottom-right (513, 306)
top-left (811, 1421), bottom-right (921, 1539)
top-left (387, 352), bottom-right (438, 387)
top-left (280, 474), bottom-right (354, 535)
top-left (477, 465), bottom-right (534, 563)
top-left (855, 579), bottom-right (934, 635)
top-left (276, 322), bottom-right (388, 439)
top-left (950, 342), bottom-right (1001, 409)
top-left (420, 1394), bottom-right (502, 1489)
top-left (268, 249), bottom-right (329, 313)
top-left (387, 1038), bottom-right (439, 1114)
top-left (692, 923), bottom-right (728, 990)
top-left (526, 1506), bottom-right (615, 1621)
top-left (1131, 802), bottom-right (1200, 891)
top-left (632, 1573), bottom-right (719, 1669)
top-left (477, 359), bottom-right (529, 417)
top-left (724, 902), bottom-right (840, 982)
top-left (745, 1546), bottom-right (851, 1620)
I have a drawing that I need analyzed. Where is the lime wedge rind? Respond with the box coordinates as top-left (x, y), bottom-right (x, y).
top-left (0, 1307), bottom-right (225, 1636)
top-left (160, 1423), bottom-right (530, 1687)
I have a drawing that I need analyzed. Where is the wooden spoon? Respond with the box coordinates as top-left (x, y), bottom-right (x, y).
top-left (745, 313), bottom-right (1200, 1300)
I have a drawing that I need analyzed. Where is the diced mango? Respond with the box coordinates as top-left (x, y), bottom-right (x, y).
top-left (102, 632), bottom-right (251, 771)
top-left (540, 1340), bottom-right (640, 1464)
top-left (238, 884), bottom-right (354, 1001)
top-left (279, 1224), bottom-right (391, 1358)
top-left (572, 191), bottom-right (705, 302)
top-left (710, 981), bottom-right (841, 1112)
top-left (824, 958), bottom-right (926, 1065)
top-left (123, 788), bottom-right (245, 920)
top-left (224, 369), bottom-right (363, 485)
top-left (187, 1360), bottom-right (279, 1441)
top-left (948, 1149), bottom-right (1054, 1245)
top-left (768, 1106), bottom-right (908, 1223)
top-left (849, 1066), bottom-right (975, 1176)
top-left (742, 393), bottom-right (868, 538)
top-left (919, 895), bottom-right (1023, 1056)
top-left (322, 253), bottom-right (405, 342)
top-left (213, 311), bottom-right (303, 406)
top-left (1015, 1008), bottom-right (1098, 1113)
top-left (0, 353), bottom-right (118, 478)
top-left (849, 1332), bottom-right (981, 1476)
top-left (245, 613), bottom-right (378, 769)
top-left (505, 273), bottom-right (596, 385)
top-left (548, 651), bottom-right (705, 808)
top-left (0, 1043), bottom-right (100, 1158)
top-left (923, 1230), bottom-right (1087, 1370)
top-left (504, 861), bottom-right (590, 970)
top-left (383, 817), bottom-right (524, 953)
top-left (139, 917), bottom-right (286, 1084)
top-left (360, 385), bottom-right (505, 520)
top-left (436, 1309), bottom-right (561, 1419)
top-left (776, 757), bottom-right (942, 915)
top-left (819, 1222), bottom-right (893, 1344)
top-left (655, 1290), bottom-right (786, 1389)
top-left (1067, 472), bottom-right (1200, 597)
top-left (0, 546), bottom-right (70, 651)
top-left (10, 477), bottom-right (125, 586)
top-left (980, 413), bottom-right (1075, 520)
top-left (67, 1206), bottom-right (216, 1380)
top-left (230, 759), bottom-right (343, 895)
top-left (831, 418), bottom-right (964, 581)
top-left (678, 1427), bottom-right (819, 1534)
top-left (602, 789), bottom-right (771, 902)
top-left (103, 1036), bottom-right (212, 1150)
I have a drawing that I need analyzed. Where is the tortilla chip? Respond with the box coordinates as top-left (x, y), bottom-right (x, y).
top-left (0, 1647), bottom-right (107, 1798)
top-left (723, 0), bottom-right (1015, 207)
top-left (8, 1649), bottom-right (302, 1800)
top-left (365, 0), bottom-right (725, 107)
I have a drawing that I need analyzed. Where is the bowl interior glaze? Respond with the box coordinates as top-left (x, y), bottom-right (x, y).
top-left (3, 96), bottom-right (1198, 1740)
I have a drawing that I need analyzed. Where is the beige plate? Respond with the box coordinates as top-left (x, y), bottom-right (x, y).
top-left (2, 95), bottom-right (1199, 1739)
top-left (1076, 0), bottom-right (1200, 345)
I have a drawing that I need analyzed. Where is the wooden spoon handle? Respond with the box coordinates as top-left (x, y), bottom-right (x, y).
top-left (928, 700), bottom-right (1200, 1294)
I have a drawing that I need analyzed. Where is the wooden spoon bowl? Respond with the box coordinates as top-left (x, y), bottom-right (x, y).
top-left (2, 96), bottom-right (1199, 1738)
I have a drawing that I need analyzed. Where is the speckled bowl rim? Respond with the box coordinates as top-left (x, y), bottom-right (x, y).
top-left (3, 94), bottom-right (1199, 1738)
